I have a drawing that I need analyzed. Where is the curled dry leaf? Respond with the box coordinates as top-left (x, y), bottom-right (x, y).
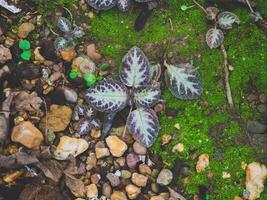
top-left (65, 173), bottom-right (85, 197)
top-left (12, 91), bottom-right (42, 112)
top-left (36, 160), bottom-right (63, 182)
top-left (206, 28), bottom-right (224, 49)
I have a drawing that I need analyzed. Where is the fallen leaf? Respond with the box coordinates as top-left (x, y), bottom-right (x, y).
top-left (36, 160), bottom-right (63, 182)
top-left (65, 173), bottom-right (85, 197)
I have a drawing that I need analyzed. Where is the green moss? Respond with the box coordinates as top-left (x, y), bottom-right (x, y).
top-left (88, 1), bottom-right (267, 199)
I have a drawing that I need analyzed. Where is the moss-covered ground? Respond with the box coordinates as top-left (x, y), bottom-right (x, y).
top-left (86, 0), bottom-right (267, 199)
top-left (32, 0), bottom-right (267, 199)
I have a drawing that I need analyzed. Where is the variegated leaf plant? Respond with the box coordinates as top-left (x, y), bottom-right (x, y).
top-left (85, 46), bottom-right (202, 147)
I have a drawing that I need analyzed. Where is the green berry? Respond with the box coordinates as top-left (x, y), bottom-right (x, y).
top-left (19, 40), bottom-right (31, 50)
top-left (69, 69), bottom-right (78, 79)
top-left (83, 72), bottom-right (97, 87)
top-left (20, 50), bottom-right (31, 60)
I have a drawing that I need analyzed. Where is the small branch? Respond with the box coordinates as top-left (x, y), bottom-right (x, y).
top-left (192, 0), bottom-right (208, 15)
top-left (168, 18), bottom-right (173, 31)
top-left (221, 44), bottom-right (234, 109)
top-left (245, 0), bottom-right (255, 13)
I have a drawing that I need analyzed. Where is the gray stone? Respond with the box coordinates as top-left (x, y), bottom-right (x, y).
top-left (247, 120), bottom-right (266, 134)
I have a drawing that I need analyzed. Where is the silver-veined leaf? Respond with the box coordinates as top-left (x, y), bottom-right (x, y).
top-left (117, 0), bottom-right (132, 12)
top-left (120, 46), bottom-right (150, 88)
top-left (133, 84), bottom-right (161, 108)
top-left (164, 62), bottom-right (202, 100)
top-left (206, 28), bottom-right (224, 49)
top-left (127, 108), bottom-right (160, 148)
top-left (54, 37), bottom-right (68, 51)
top-left (57, 17), bottom-right (72, 33)
top-left (218, 11), bottom-right (240, 30)
top-left (71, 26), bottom-right (85, 38)
top-left (76, 118), bottom-right (92, 135)
top-left (85, 79), bottom-right (128, 113)
top-left (85, 0), bottom-right (117, 10)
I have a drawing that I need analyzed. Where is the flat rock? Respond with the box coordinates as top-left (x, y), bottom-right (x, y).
top-left (95, 147), bottom-right (110, 159)
top-left (131, 173), bottom-right (148, 187)
top-left (106, 173), bottom-right (120, 187)
top-left (156, 169), bottom-right (173, 186)
top-left (40, 104), bottom-right (72, 132)
top-left (54, 136), bottom-right (89, 160)
top-left (11, 121), bottom-right (44, 149)
top-left (85, 184), bottom-right (98, 198)
top-left (133, 141), bottom-right (147, 155)
top-left (18, 23), bottom-right (35, 38)
top-left (196, 154), bottom-right (209, 173)
top-left (247, 120), bottom-right (266, 134)
top-left (246, 162), bottom-right (267, 200)
top-left (111, 191), bottom-right (127, 200)
top-left (125, 184), bottom-right (141, 199)
top-left (106, 136), bottom-right (128, 157)
top-left (0, 45), bottom-right (12, 64)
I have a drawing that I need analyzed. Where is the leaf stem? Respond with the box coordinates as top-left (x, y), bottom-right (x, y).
top-left (122, 106), bottom-right (133, 138)
top-left (221, 44), bottom-right (234, 109)
top-left (192, 0), bottom-right (208, 15)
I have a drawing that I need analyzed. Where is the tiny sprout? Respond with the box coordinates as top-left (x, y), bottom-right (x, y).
top-left (20, 50), bottom-right (31, 61)
top-left (181, 5), bottom-right (195, 11)
top-left (100, 63), bottom-right (110, 71)
top-left (69, 69), bottom-right (78, 79)
top-left (83, 72), bottom-right (97, 87)
top-left (19, 40), bottom-right (31, 50)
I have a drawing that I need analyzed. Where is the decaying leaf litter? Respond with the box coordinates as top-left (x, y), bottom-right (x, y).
top-left (0, 0), bottom-right (267, 200)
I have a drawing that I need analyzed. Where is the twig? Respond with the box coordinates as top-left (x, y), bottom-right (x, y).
top-left (245, 0), bottom-right (255, 13)
top-left (192, 0), bottom-right (208, 15)
top-left (63, 6), bottom-right (73, 22)
top-left (41, 97), bottom-right (48, 135)
top-left (168, 18), bottom-right (173, 31)
top-left (221, 44), bottom-right (234, 109)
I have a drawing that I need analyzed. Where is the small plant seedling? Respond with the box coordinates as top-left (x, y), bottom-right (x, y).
top-left (20, 50), bottom-right (31, 61)
top-left (69, 69), bottom-right (78, 79)
top-left (19, 40), bottom-right (31, 60)
top-left (83, 72), bottom-right (104, 87)
top-left (180, 5), bottom-right (195, 11)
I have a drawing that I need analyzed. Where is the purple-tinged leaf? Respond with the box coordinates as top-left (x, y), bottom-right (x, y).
top-left (206, 28), bottom-right (224, 49)
top-left (218, 11), bottom-right (240, 30)
top-left (85, 79), bottom-right (128, 113)
top-left (164, 62), bottom-right (202, 100)
top-left (85, 0), bottom-right (117, 10)
top-left (76, 118), bottom-right (92, 135)
top-left (127, 108), bottom-right (160, 147)
top-left (120, 46), bottom-right (150, 88)
top-left (149, 63), bottom-right (162, 82)
top-left (133, 84), bottom-right (161, 108)
top-left (90, 119), bottom-right (101, 129)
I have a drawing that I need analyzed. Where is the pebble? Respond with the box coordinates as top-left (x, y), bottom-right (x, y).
top-left (126, 153), bottom-right (139, 169)
top-left (0, 44), bottom-right (12, 64)
top-left (111, 191), bottom-right (128, 200)
top-left (257, 104), bottom-right (266, 113)
top-left (86, 44), bottom-right (102, 61)
top-left (106, 173), bottom-right (120, 187)
top-left (131, 173), bottom-right (148, 187)
top-left (125, 184), bottom-right (141, 199)
top-left (95, 147), bottom-right (110, 159)
top-left (3, 170), bottom-right (23, 183)
top-left (156, 169), bottom-right (173, 186)
top-left (196, 154), bottom-right (209, 173)
top-left (18, 22), bottom-right (35, 38)
top-left (233, 196), bottom-right (243, 200)
top-left (139, 163), bottom-right (152, 175)
top-left (59, 46), bottom-right (77, 62)
top-left (54, 136), bottom-right (89, 160)
top-left (150, 195), bottom-right (165, 200)
top-left (151, 183), bottom-right (159, 193)
top-left (246, 162), bottom-right (267, 200)
top-left (121, 170), bottom-right (132, 179)
top-left (91, 173), bottom-right (101, 184)
top-left (11, 121), bottom-right (44, 149)
top-left (133, 141), bottom-right (147, 155)
top-left (72, 55), bottom-right (96, 75)
top-left (172, 143), bottom-right (185, 153)
top-left (102, 183), bottom-right (112, 198)
top-left (247, 120), bottom-right (266, 134)
top-left (91, 129), bottom-right (101, 138)
top-left (106, 136), bottom-right (128, 157)
top-left (63, 87), bottom-right (78, 103)
top-left (115, 157), bottom-right (126, 167)
top-left (259, 94), bottom-right (266, 103)
top-left (85, 184), bottom-right (98, 198)
top-left (86, 154), bottom-right (97, 170)
top-left (40, 104), bottom-right (72, 132)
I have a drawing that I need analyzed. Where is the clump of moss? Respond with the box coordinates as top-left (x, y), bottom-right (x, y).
top-left (88, 0), bottom-right (267, 199)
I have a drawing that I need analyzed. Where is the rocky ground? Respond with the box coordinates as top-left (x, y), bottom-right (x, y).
top-left (0, 0), bottom-right (267, 200)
